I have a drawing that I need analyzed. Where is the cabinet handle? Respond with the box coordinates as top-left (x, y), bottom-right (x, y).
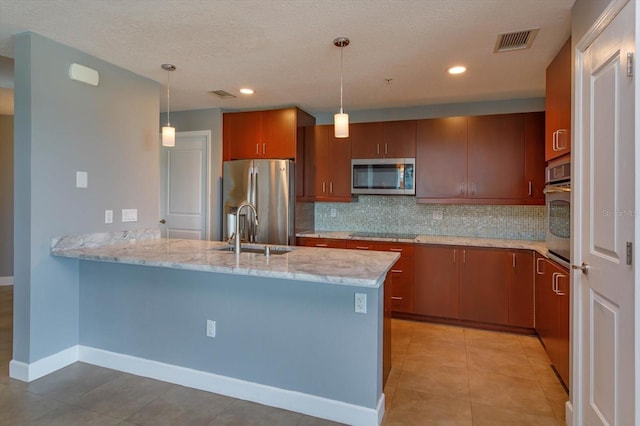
top-left (459, 182), bottom-right (465, 196)
top-left (329, 182), bottom-right (333, 194)
top-left (389, 248), bottom-right (403, 252)
top-left (512, 253), bottom-right (516, 268)
top-left (557, 129), bottom-right (568, 150)
top-left (463, 249), bottom-right (466, 264)
top-left (376, 143), bottom-right (380, 155)
top-left (453, 250), bottom-right (456, 264)
top-left (256, 143), bottom-right (260, 155)
top-left (322, 182), bottom-right (326, 193)
top-left (316, 244), bottom-right (328, 247)
top-left (356, 246), bottom-right (369, 250)
top-left (552, 272), bottom-right (561, 294)
top-left (391, 269), bottom-right (403, 273)
top-left (384, 143), bottom-right (388, 155)
top-left (470, 182), bottom-right (476, 196)
top-left (262, 143), bottom-right (266, 155)
top-left (528, 181), bottom-right (533, 196)
top-left (391, 296), bottom-right (403, 300)
top-left (556, 274), bottom-right (566, 296)
top-left (536, 257), bottom-right (544, 275)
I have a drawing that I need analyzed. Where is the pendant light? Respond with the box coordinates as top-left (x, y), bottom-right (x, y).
top-left (333, 37), bottom-right (350, 138)
top-left (161, 64), bottom-right (176, 147)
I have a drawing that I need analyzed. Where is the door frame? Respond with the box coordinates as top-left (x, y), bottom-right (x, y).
top-left (571, 0), bottom-right (638, 424)
top-left (160, 130), bottom-right (212, 240)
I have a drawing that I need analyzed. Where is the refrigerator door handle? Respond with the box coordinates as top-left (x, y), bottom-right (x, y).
top-left (251, 167), bottom-right (258, 241)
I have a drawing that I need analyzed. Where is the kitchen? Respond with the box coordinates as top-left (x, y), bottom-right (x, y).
top-left (0, 1), bottom-right (638, 425)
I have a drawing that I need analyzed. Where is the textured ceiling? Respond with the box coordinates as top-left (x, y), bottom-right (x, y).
top-left (0, 0), bottom-right (574, 115)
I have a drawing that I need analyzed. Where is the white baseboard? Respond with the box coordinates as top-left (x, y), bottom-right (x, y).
top-left (565, 400), bottom-right (573, 425)
top-left (0, 276), bottom-right (13, 286)
top-left (9, 345), bottom-right (79, 382)
top-left (79, 345), bottom-right (384, 426)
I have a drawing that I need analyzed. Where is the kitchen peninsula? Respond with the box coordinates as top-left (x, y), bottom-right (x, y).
top-left (50, 235), bottom-right (398, 426)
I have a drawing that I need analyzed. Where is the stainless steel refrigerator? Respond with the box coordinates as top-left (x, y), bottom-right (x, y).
top-left (222, 159), bottom-right (295, 246)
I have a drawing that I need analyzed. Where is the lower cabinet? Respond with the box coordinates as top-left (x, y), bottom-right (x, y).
top-left (296, 237), bottom-right (347, 249)
top-left (415, 245), bottom-right (534, 329)
top-left (535, 253), bottom-right (570, 387)
top-left (383, 272), bottom-right (392, 386)
top-left (346, 240), bottom-right (415, 314)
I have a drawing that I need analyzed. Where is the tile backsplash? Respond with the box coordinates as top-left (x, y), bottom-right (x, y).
top-left (314, 196), bottom-right (546, 241)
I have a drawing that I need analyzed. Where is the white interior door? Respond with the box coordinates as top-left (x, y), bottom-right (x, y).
top-left (576, 1), bottom-right (635, 424)
top-left (160, 131), bottom-right (210, 240)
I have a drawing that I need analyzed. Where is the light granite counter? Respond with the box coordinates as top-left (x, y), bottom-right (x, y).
top-left (51, 237), bottom-right (399, 288)
top-left (297, 231), bottom-right (548, 257)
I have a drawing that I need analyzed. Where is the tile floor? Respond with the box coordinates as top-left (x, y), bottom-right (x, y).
top-left (0, 285), bottom-right (568, 425)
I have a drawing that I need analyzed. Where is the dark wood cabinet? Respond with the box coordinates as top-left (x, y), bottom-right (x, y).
top-left (346, 240), bottom-right (415, 314)
top-left (416, 113), bottom-right (544, 205)
top-left (414, 245), bottom-right (460, 319)
top-left (223, 107), bottom-right (314, 160)
top-left (296, 237), bottom-right (347, 249)
top-left (383, 272), bottom-right (392, 386)
top-left (459, 247), bottom-right (510, 325)
top-left (303, 125), bottom-right (352, 201)
top-left (535, 253), bottom-right (570, 387)
top-left (467, 114), bottom-right (525, 200)
top-left (508, 251), bottom-right (534, 328)
top-left (351, 121), bottom-right (416, 158)
top-left (545, 38), bottom-right (571, 161)
top-left (416, 117), bottom-right (468, 200)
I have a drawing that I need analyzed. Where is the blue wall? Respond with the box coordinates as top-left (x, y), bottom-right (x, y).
top-left (13, 32), bottom-right (160, 363)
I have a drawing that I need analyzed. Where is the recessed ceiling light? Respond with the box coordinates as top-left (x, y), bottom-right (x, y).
top-left (448, 66), bottom-right (467, 75)
top-left (240, 88), bottom-right (255, 95)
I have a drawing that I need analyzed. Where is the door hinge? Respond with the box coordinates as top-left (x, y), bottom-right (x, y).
top-left (627, 53), bottom-right (634, 77)
top-left (627, 242), bottom-right (632, 266)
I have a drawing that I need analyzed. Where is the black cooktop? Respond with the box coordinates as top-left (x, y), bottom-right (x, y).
top-left (350, 232), bottom-right (417, 239)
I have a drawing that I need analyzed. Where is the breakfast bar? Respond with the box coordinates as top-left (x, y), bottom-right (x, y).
top-left (51, 236), bottom-right (399, 426)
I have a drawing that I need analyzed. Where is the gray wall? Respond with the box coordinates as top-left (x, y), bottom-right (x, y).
top-left (161, 108), bottom-right (223, 241)
top-left (0, 115), bottom-right (13, 278)
top-left (79, 261), bottom-right (382, 408)
top-left (13, 32), bottom-right (160, 363)
top-left (313, 97), bottom-right (545, 124)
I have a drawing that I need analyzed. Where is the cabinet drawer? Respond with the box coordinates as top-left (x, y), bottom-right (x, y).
top-left (347, 240), bottom-right (415, 257)
top-left (296, 237), bottom-right (347, 248)
top-left (390, 274), bottom-right (414, 313)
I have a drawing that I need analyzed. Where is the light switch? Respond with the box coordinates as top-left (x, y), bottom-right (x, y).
top-left (105, 210), bottom-right (113, 224)
top-left (76, 171), bottom-right (88, 188)
top-left (122, 209), bottom-right (137, 222)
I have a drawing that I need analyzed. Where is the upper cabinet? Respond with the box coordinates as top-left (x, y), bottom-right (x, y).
top-left (545, 38), bottom-right (571, 161)
top-left (303, 125), bottom-right (352, 201)
top-left (223, 107), bottom-right (315, 160)
top-left (416, 112), bottom-right (545, 205)
top-left (351, 120), bottom-right (416, 158)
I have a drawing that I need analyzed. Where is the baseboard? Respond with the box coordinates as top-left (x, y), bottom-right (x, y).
top-left (0, 276), bottom-right (13, 286)
top-left (565, 400), bottom-right (573, 425)
top-left (79, 345), bottom-right (384, 426)
top-left (9, 345), bottom-right (79, 382)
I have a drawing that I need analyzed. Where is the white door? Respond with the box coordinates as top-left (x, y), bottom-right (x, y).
top-left (160, 131), bottom-right (210, 240)
top-left (576, 1), bottom-right (635, 424)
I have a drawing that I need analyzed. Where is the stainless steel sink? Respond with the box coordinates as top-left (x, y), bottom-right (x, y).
top-left (214, 245), bottom-right (293, 255)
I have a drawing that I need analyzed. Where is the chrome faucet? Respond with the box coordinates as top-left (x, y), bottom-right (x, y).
top-left (234, 201), bottom-right (258, 254)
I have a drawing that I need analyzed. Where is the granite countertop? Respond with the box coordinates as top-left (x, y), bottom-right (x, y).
top-left (51, 238), bottom-right (399, 288)
top-left (297, 231), bottom-right (548, 257)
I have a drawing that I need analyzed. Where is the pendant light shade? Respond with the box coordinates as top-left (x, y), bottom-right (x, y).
top-left (162, 64), bottom-right (176, 147)
top-left (333, 37), bottom-right (350, 138)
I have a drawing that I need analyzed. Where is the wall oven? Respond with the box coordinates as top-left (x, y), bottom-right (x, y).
top-left (351, 158), bottom-right (415, 195)
top-left (544, 158), bottom-right (571, 268)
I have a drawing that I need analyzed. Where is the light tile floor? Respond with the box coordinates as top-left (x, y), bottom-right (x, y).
top-left (0, 286), bottom-right (567, 425)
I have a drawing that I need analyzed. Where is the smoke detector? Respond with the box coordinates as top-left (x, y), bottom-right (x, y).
top-left (494, 28), bottom-right (539, 53)
top-left (209, 90), bottom-right (236, 99)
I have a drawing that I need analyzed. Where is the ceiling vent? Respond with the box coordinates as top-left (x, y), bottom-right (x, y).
top-left (209, 90), bottom-right (236, 99)
top-left (494, 28), bottom-right (539, 53)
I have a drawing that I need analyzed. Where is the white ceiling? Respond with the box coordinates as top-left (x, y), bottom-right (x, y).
top-left (0, 0), bottom-right (574, 116)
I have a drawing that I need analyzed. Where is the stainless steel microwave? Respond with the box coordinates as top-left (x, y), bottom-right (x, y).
top-left (351, 158), bottom-right (415, 195)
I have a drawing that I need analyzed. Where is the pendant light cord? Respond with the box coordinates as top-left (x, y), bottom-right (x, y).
top-left (339, 43), bottom-right (344, 114)
top-left (166, 69), bottom-right (171, 126)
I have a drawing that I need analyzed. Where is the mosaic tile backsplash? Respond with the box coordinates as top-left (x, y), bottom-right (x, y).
top-left (314, 196), bottom-right (546, 241)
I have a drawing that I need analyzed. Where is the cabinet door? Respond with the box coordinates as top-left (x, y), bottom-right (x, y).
top-left (508, 251), bottom-right (534, 328)
top-left (383, 120), bottom-right (416, 158)
top-left (459, 247), bottom-right (509, 325)
top-left (262, 108), bottom-right (297, 158)
top-left (467, 114), bottom-right (525, 200)
top-left (524, 112), bottom-right (546, 203)
top-left (534, 256), bottom-right (555, 348)
top-left (326, 126), bottom-right (352, 198)
top-left (416, 117), bottom-right (468, 199)
top-left (555, 269), bottom-right (570, 387)
top-left (545, 38), bottom-right (571, 161)
top-left (414, 245), bottom-right (460, 319)
top-left (303, 126), bottom-right (328, 197)
top-left (350, 122), bottom-right (384, 158)
top-left (225, 111), bottom-right (262, 159)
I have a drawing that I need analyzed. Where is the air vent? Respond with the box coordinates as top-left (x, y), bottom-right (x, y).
top-left (494, 28), bottom-right (539, 53)
top-left (209, 90), bottom-right (236, 99)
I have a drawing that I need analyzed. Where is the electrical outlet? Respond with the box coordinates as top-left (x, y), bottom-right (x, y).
top-left (432, 210), bottom-right (443, 220)
top-left (330, 208), bottom-right (337, 218)
top-left (104, 210), bottom-right (113, 224)
top-left (206, 320), bottom-right (216, 338)
top-left (355, 293), bottom-right (367, 314)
